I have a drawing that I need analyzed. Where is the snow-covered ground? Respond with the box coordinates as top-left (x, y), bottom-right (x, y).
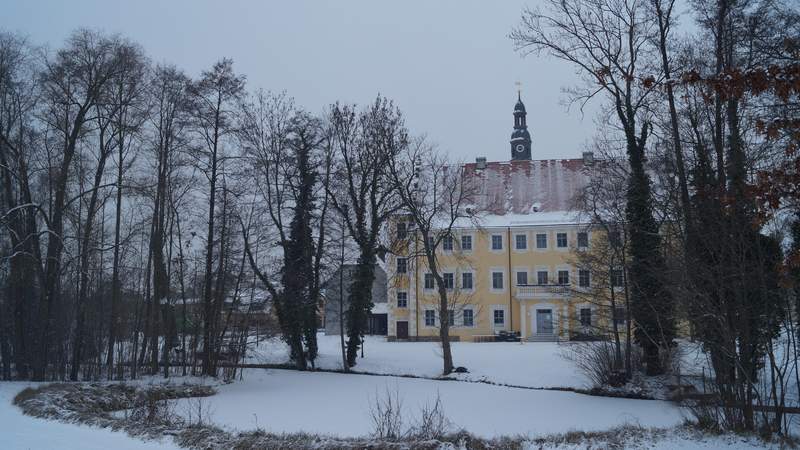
top-left (249, 334), bottom-right (590, 388)
top-left (0, 382), bottom-right (180, 450)
top-left (2, 335), bottom-right (792, 448)
top-left (173, 368), bottom-right (685, 438)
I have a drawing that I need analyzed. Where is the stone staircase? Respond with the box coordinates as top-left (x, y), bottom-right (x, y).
top-left (526, 333), bottom-right (560, 342)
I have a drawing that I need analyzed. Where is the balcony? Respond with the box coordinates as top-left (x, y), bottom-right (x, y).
top-left (515, 284), bottom-right (571, 299)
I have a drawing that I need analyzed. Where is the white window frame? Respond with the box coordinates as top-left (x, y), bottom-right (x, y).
top-left (490, 268), bottom-right (505, 292)
top-left (460, 270), bottom-right (475, 292)
top-left (491, 305), bottom-right (508, 329)
top-left (556, 232), bottom-right (569, 249)
top-left (516, 269), bottom-right (529, 286)
top-left (396, 257), bottom-right (407, 274)
top-left (514, 232), bottom-right (528, 252)
top-left (536, 265), bottom-right (549, 285)
top-left (396, 291), bottom-right (408, 308)
top-left (442, 271), bottom-right (455, 290)
top-left (460, 233), bottom-right (474, 253)
top-left (424, 309), bottom-right (436, 327)
top-left (576, 303), bottom-right (593, 328)
top-left (462, 307), bottom-right (475, 327)
top-left (490, 233), bottom-right (504, 252)
top-left (442, 234), bottom-right (454, 252)
top-left (423, 272), bottom-right (435, 291)
top-left (535, 232), bottom-right (548, 250)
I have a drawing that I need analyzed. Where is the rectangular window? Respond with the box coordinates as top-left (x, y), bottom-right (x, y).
top-left (461, 272), bottom-right (473, 290)
top-left (537, 271), bottom-right (548, 285)
top-left (614, 307), bottom-right (626, 326)
top-left (493, 309), bottom-right (505, 326)
top-left (580, 308), bottom-right (592, 327)
top-left (442, 235), bottom-right (454, 251)
top-left (448, 309), bottom-right (455, 326)
top-left (557, 232), bottom-right (568, 248)
top-left (515, 234), bottom-right (527, 250)
top-left (442, 272), bottom-right (454, 290)
top-left (611, 269), bottom-right (624, 287)
top-left (558, 270), bottom-right (569, 285)
top-left (427, 236), bottom-right (435, 250)
top-left (461, 235), bottom-right (472, 251)
top-left (396, 291), bottom-right (408, 308)
top-left (577, 231), bottom-right (589, 248)
top-left (492, 271), bottom-right (504, 290)
top-left (424, 273), bottom-right (435, 290)
top-left (425, 309), bottom-right (436, 327)
top-left (396, 257), bottom-right (407, 274)
top-left (491, 234), bottom-right (503, 250)
top-left (578, 269), bottom-right (590, 287)
top-left (463, 309), bottom-right (474, 327)
top-left (536, 233), bottom-right (547, 249)
top-left (516, 271), bottom-right (528, 286)
top-left (396, 222), bottom-right (407, 240)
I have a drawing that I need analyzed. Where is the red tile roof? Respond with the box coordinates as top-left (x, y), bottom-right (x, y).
top-left (463, 159), bottom-right (590, 215)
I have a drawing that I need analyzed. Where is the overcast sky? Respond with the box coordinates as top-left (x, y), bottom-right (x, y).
top-left (2, 0), bottom-right (600, 162)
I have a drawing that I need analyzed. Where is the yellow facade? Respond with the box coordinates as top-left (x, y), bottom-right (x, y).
top-left (387, 222), bottom-right (620, 342)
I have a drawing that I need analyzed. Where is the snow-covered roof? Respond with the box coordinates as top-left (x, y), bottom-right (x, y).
top-left (461, 158), bottom-right (590, 228)
top-left (371, 302), bottom-right (389, 314)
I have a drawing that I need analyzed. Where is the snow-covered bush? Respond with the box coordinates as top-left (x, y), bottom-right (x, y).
top-left (560, 341), bottom-right (642, 388)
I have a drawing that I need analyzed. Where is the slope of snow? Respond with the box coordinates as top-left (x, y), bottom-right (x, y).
top-left (0, 382), bottom-right (181, 450)
top-left (172, 368), bottom-right (686, 438)
top-left (249, 334), bottom-right (590, 388)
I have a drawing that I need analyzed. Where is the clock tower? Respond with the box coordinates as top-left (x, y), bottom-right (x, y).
top-left (510, 92), bottom-right (532, 160)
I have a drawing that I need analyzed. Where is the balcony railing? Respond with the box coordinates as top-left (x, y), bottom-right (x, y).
top-left (515, 284), bottom-right (571, 298)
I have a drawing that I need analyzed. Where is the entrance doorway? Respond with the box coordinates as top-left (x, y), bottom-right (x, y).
top-left (396, 321), bottom-right (409, 339)
top-left (536, 309), bottom-right (553, 335)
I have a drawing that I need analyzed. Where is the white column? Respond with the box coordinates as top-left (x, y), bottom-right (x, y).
top-left (520, 302), bottom-right (527, 340)
top-left (562, 304), bottom-right (569, 337)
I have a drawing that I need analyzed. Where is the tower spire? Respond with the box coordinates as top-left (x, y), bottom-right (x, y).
top-left (510, 88), bottom-right (532, 160)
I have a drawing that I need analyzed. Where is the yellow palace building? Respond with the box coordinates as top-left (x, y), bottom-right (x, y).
top-left (386, 95), bottom-right (616, 342)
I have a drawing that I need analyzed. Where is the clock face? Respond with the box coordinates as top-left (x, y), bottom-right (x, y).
top-left (515, 144), bottom-right (525, 153)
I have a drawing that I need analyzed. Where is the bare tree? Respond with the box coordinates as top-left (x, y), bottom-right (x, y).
top-left (388, 139), bottom-right (478, 375)
top-left (512, 0), bottom-right (675, 375)
top-left (188, 58), bottom-right (245, 376)
top-left (0, 32), bottom-right (40, 380)
top-left (239, 90), bottom-right (331, 369)
top-left (326, 97), bottom-right (406, 367)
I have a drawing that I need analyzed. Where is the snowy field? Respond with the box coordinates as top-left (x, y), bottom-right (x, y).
top-left (0, 335), bottom-right (791, 449)
top-left (249, 334), bottom-right (591, 388)
top-left (174, 368), bottom-right (685, 438)
top-left (0, 382), bottom-right (179, 450)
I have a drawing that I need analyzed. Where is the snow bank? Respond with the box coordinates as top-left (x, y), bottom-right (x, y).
top-left (0, 382), bottom-right (181, 450)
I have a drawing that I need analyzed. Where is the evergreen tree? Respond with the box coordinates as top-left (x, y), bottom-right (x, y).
top-left (277, 113), bottom-right (320, 370)
top-left (625, 125), bottom-right (675, 375)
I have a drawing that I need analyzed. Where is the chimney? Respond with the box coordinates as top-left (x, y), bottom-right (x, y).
top-left (476, 156), bottom-right (487, 169)
top-left (582, 151), bottom-right (594, 165)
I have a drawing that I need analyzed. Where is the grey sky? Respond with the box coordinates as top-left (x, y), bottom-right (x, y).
top-left (2, 0), bottom-right (598, 162)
